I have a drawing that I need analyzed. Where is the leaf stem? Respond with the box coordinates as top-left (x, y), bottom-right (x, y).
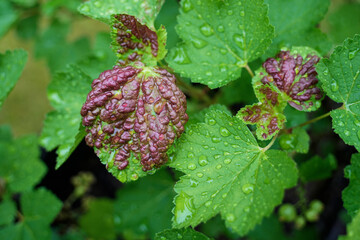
top-left (262, 133), bottom-right (278, 152)
top-left (289, 111), bottom-right (331, 131)
top-left (245, 64), bottom-right (255, 78)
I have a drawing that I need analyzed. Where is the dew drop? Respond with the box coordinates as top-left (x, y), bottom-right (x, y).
top-left (206, 71), bottom-right (213, 76)
top-left (242, 183), bottom-right (254, 194)
top-left (188, 152), bottom-right (195, 158)
top-left (191, 37), bottom-right (208, 49)
top-left (130, 173), bottom-right (139, 181)
top-left (216, 164), bottom-right (222, 169)
top-left (197, 172), bottom-right (204, 178)
top-left (331, 81), bottom-right (339, 92)
top-left (212, 137), bottom-right (221, 143)
top-left (117, 171), bottom-right (127, 182)
top-left (339, 121), bottom-right (345, 127)
top-left (220, 66), bottom-right (228, 72)
top-left (240, 10), bottom-right (245, 16)
top-left (205, 201), bottom-right (212, 207)
top-left (227, 10), bottom-right (233, 15)
top-left (172, 47), bottom-right (191, 64)
top-left (220, 127), bottom-right (231, 137)
top-left (354, 119), bottom-right (360, 127)
top-left (214, 154), bottom-right (221, 159)
top-left (200, 24), bottom-right (214, 37)
top-left (344, 130), bottom-right (350, 136)
top-left (187, 163), bottom-right (197, 170)
top-left (206, 177), bottom-right (213, 183)
top-left (183, 0), bottom-right (193, 12)
top-left (208, 118), bottom-right (216, 125)
top-left (217, 25), bottom-right (225, 32)
top-left (233, 34), bottom-right (245, 49)
top-left (349, 49), bottom-right (359, 60)
top-left (174, 192), bottom-right (195, 225)
top-left (190, 178), bottom-right (199, 187)
top-left (224, 158), bottom-right (232, 164)
top-left (201, 191), bottom-right (208, 196)
top-left (222, 193), bottom-right (228, 199)
top-left (80, 5), bottom-right (90, 12)
top-left (199, 155), bottom-right (209, 166)
top-left (226, 213), bottom-right (235, 222)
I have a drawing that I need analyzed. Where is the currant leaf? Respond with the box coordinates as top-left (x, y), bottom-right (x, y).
top-left (166, 0), bottom-right (274, 89)
top-left (155, 228), bottom-right (211, 240)
top-left (299, 154), bottom-right (337, 183)
top-left (40, 66), bottom-right (93, 169)
top-left (342, 153), bottom-right (360, 218)
top-left (0, 49), bottom-right (28, 109)
top-left (78, 0), bottom-right (165, 29)
top-left (237, 47), bottom-right (323, 140)
top-left (317, 34), bottom-right (360, 151)
top-left (111, 14), bottom-right (167, 66)
top-left (279, 128), bottom-right (310, 153)
top-left (169, 110), bottom-right (298, 236)
top-left (339, 211), bottom-right (360, 240)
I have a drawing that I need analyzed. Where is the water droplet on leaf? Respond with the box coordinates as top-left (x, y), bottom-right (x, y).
top-left (200, 24), bottom-right (214, 37)
top-left (188, 163), bottom-right (197, 170)
top-left (199, 155), bottom-right (208, 166)
top-left (220, 127), bottom-right (231, 137)
top-left (242, 183), bottom-right (254, 194)
top-left (174, 192), bottom-right (195, 225)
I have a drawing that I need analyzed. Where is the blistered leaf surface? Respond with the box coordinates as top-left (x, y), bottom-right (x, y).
top-left (317, 35), bottom-right (360, 151)
top-left (166, 0), bottom-right (274, 89)
top-left (342, 153), bottom-right (360, 218)
top-left (81, 65), bottom-right (188, 182)
top-left (169, 110), bottom-right (298, 236)
top-left (40, 66), bottom-right (92, 168)
top-left (0, 49), bottom-right (28, 109)
top-left (238, 47), bottom-right (323, 140)
top-left (78, 0), bottom-right (165, 28)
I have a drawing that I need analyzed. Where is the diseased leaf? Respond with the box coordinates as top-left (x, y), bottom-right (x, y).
top-left (238, 47), bottom-right (323, 140)
top-left (343, 153), bottom-right (360, 218)
top-left (111, 14), bottom-right (167, 66)
top-left (0, 188), bottom-right (62, 240)
top-left (0, 49), bottom-right (28, 109)
top-left (78, 0), bottom-right (165, 28)
top-left (166, 0), bottom-right (274, 89)
top-left (114, 170), bottom-right (174, 238)
top-left (317, 34), bottom-right (360, 151)
top-left (169, 110), bottom-right (298, 236)
top-left (264, 0), bottom-right (331, 57)
top-left (0, 130), bottom-right (46, 193)
top-left (299, 154), bottom-right (337, 183)
top-left (0, 0), bottom-right (18, 38)
top-left (339, 211), bottom-right (360, 240)
top-left (40, 66), bottom-right (92, 169)
top-left (79, 198), bottom-right (116, 240)
top-left (155, 228), bottom-right (211, 240)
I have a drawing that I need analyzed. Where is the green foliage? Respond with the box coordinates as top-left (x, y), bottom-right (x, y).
top-left (317, 34), bottom-right (360, 151)
top-left (39, 66), bottom-right (92, 169)
top-left (167, 0), bottom-right (274, 89)
top-left (339, 211), bottom-right (360, 240)
top-left (342, 153), bottom-right (360, 218)
top-left (78, 0), bottom-right (165, 28)
top-left (113, 170), bottom-right (175, 238)
top-left (0, 0), bottom-right (18, 38)
top-left (170, 110), bottom-right (297, 236)
top-left (0, 49), bottom-right (28, 109)
top-left (264, 0), bottom-right (331, 57)
top-left (0, 188), bottom-right (63, 240)
top-left (0, 126), bottom-right (46, 193)
top-left (279, 128), bottom-right (310, 153)
top-left (299, 154), bottom-right (337, 183)
top-left (155, 228), bottom-right (211, 240)
top-left (79, 198), bottom-right (116, 240)
top-left (0, 199), bottom-right (16, 226)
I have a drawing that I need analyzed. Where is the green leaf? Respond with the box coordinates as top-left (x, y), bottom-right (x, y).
top-left (238, 47), bottom-right (322, 140)
top-left (40, 66), bottom-right (92, 169)
top-left (264, 0), bottom-right (331, 57)
top-left (187, 104), bottom-right (231, 126)
top-left (79, 198), bottom-right (116, 240)
top-left (299, 154), bottom-right (337, 183)
top-left (114, 170), bottom-right (175, 238)
top-left (169, 110), bottom-right (298, 236)
top-left (166, 0), bottom-right (274, 89)
top-left (343, 153), bottom-right (360, 218)
top-left (279, 128), bottom-right (310, 153)
top-left (15, 15), bottom-right (38, 40)
top-left (0, 188), bottom-right (62, 240)
top-left (339, 211), bottom-right (360, 240)
top-left (0, 199), bottom-right (16, 226)
top-left (247, 215), bottom-right (287, 240)
top-left (0, 0), bottom-right (18, 38)
top-left (11, 0), bottom-right (37, 8)
top-left (155, 228), bottom-right (211, 240)
top-left (0, 49), bottom-right (28, 109)
top-left (317, 34), bottom-right (360, 151)
top-left (327, 3), bottom-right (360, 45)
top-left (78, 0), bottom-right (165, 28)
top-left (0, 130), bottom-right (46, 193)
top-left (110, 14), bottom-right (167, 66)
top-left (41, 0), bottom-right (82, 16)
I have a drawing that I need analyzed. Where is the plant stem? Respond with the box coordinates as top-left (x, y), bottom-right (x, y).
top-left (245, 64), bottom-right (255, 78)
top-left (262, 134), bottom-right (278, 152)
top-left (290, 111), bottom-right (331, 130)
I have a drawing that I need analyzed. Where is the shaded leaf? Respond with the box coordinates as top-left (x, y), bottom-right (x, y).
top-left (0, 199), bottom-right (16, 226)
top-left (299, 154), bottom-right (337, 183)
top-left (339, 211), bottom-right (360, 240)
top-left (166, 0), bottom-right (274, 89)
top-left (279, 128), bottom-right (310, 154)
top-left (0, 0), bottom-right (18, 38)
top-left (155, 228), bottom-right (211, 240)
top-left (343, 153), bottom-right (360, 218)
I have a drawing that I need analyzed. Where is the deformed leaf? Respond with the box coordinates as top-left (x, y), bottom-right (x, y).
top-left (166, 0), bottom-right (274, 89)
top-left (317, 34), bottom-right (360, 151)
top-left (342, 153), bottom-right (360, 218)
top-left (0, 130), bottom-right (46, 193)
top-left (155, 228), bottom-right (211, 240)
top-left (114, 170), bottom-right (175, 238)
top-left (80, 65), bottom-right (188, 182)
top-left (299, 154), bottom-right (337, 183)
top-left (78, 0), bottom-right (165, 28)
top-left (40, 66), bottom-right (93, 169)
top-left (111, 14), bottom-right (167, 66)
top-left (0, 49), bottom-right (28, 109)
top-left (169, 110), bottom-right (298, 236)
top-left (237, 47), bottom-right (323, 140)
